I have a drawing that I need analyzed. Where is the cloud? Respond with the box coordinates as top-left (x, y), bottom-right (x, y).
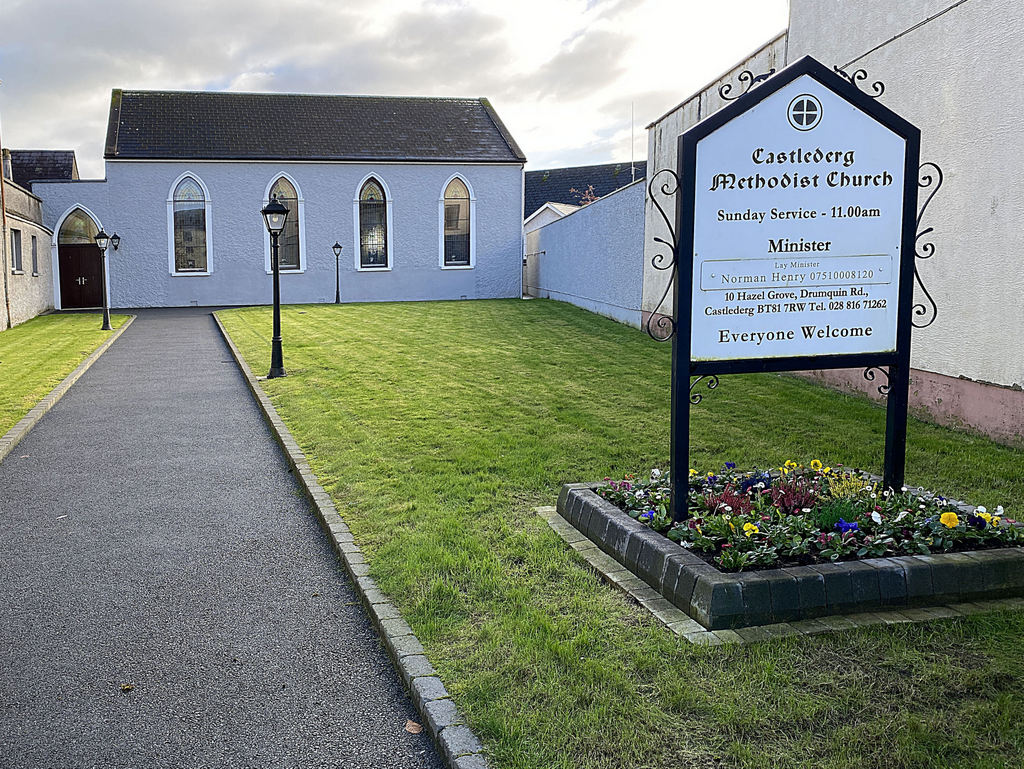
top-left (0, 0), bottom-right (790, 176)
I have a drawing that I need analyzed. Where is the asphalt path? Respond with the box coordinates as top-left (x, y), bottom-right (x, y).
top-left (0, 309), bottom-right (442, 769)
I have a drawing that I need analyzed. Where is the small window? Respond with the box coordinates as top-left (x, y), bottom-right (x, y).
top-left (10, 229), bottom-right (22, 272)
top-left (59, 209), bottom-right (99, 245)
top-left (443, 178), bottom-right (470, 267)
top-left (31, 235), bottom-right (38, 275)
top-left (173, 177), bottom-right (207, 272)
top-left (269, 177), bottom-right (300, 270)
top-left (359, 179), bottom-right (388, 269)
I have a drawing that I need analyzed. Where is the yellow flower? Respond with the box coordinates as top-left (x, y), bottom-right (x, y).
top-left (689, 468), bottom-right (698, 478)
top-left (939, 512), bottom-right (959, 528)
top-left (743, 522), bottom-right (759, 537)
top-left (810, 459), bottom-right (823, 471)
top-left (823, 466), bottom-right (832, 474)
top-left (785, 460), bottom-right (798, 469)
top-left (728, 521), bottom-right (735, 532)
top-left (979, 512), bottom-right (992, 524)
top-left (993, 517), bottom-right (1002, 527)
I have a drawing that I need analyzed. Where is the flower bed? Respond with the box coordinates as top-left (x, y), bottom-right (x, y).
top-left (598, 462), bottom-right (1020, 572)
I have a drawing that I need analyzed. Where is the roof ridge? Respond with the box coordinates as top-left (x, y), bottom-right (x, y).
top-left (116, 89), bottom-right (483, 102)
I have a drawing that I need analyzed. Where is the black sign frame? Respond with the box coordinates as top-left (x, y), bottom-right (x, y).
top-left (669, 56), bottom-right (921, 521)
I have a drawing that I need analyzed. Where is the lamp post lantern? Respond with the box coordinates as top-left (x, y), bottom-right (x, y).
top-left (93, 229), bottom-right (112, 331)
top-left (261, 196), bottom-right (290, 379)
top-left (332, 241), bottom-right (343, 304)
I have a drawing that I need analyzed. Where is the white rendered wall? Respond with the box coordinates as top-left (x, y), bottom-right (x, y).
top-left (787, 0), bottom-right (1024, 388)
top-left (35, 161), bottom-right (524, 308)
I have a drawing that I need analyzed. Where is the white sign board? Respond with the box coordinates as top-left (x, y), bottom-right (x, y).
top-left (690, 74), bottom-right (906, 361)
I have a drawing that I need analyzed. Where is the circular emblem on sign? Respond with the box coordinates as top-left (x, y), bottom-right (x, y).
top-left (788, 94), bottom-right (822, 131)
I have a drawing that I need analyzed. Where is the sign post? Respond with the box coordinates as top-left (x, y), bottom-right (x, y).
top-left (669, 56), bottom-right (921, 521)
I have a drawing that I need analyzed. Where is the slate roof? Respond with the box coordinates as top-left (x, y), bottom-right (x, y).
top-left (104, 90), bottom-right (526, 163)
top-left (524, 161), bottom-right (646, 219)
top-left (7, 150), bottom-right (79, 189)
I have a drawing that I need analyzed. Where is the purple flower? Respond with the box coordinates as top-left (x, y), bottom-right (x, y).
top-left (639, 510), bottom-right (654, 522)
top-left (725, 462), bottom-right (736, 470)
top-left (834, 519), bottom-right (859, 534)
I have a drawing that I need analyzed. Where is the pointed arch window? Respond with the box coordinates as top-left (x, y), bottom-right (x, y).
top-left (438, 175), bottom-right (475, 269)
top-left (166, 174), bottom-right (212, 275)
top-left (58, 208), bottom-right (99, 245)
top-left (269, 176), bottom-right (301, 270)
top-left (172, 177), bottom-right (207, 272)
top-left (358, 178), bottom-right (389, 269)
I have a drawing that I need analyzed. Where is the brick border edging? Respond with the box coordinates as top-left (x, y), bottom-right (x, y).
top-left (0, 315), bottom-right (136, 465)
top-left (212, 312), bottom-right (490, 769)
top-left (558, 483), bottom-right (1024, 630)
top-left (537, 505), bottom-right (1024, 645)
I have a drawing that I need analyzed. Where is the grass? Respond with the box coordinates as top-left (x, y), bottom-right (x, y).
top-left (0, 312), bottom-right (128, 435)
top-left (219, 299), bottom-right (1024, 769)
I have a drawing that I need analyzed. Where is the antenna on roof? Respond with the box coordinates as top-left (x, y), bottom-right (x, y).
top-left (630, 102), bottom-right (635, 183)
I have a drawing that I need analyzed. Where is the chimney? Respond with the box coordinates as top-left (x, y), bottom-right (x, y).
top-left (1, 149), bottom-right (11, 181)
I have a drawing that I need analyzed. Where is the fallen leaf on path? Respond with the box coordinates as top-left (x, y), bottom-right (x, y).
top-left (120, 683), bottom-right (134, 693)
top-left (405, 719), bottom-right (423, 734)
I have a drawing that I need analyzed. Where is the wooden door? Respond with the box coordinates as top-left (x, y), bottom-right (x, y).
top-left (59, 245), bottom-right (103, 309)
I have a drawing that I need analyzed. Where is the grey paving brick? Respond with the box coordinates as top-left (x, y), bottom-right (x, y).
top-left (439, 724), bottom-right (484, 760)
top-left (411, 676), bottom-right (449, 707)
top-left (424, 697), bottom-right (463, 731)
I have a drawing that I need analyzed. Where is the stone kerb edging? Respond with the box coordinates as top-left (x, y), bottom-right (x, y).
top-left (0, 315), bottom-right (136, 465)
top-left (557, 483), bottom-right (1024, 631)
top-left (212, 312), bottom-right (489, 769)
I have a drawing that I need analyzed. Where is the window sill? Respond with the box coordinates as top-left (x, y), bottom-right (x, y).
top-left (11, 269), bottom-right (24, 275)
top-left (357, 266), bottom-right (392, 272)
top-left (265, 269), bottom-right (306, 275)
top-left (441, 264), bottom-right (474, 270)
top-left (31, 272), bottom-right (40, 277)
top-left (171, 271), bottom-right (211, 277)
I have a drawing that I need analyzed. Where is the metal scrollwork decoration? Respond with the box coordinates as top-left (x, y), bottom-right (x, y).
top-left (833, 66), bottom-right (886, 98)
top-left (862, 366), bottom-right (891, 396)
top-left (645, 169), bottom-right (680, 342)
top-left (719, 69), bottom-right (776, 101)
top-left (912, 162), bottom-right (943, 328)
top-left (689, 375), bottom-right (720, 405)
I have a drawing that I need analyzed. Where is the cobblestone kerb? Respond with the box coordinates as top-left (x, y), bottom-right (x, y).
top-left (0, 315), bottom-right (136, 465)
top-left (214, 312), bottom-right (489, 769)
top-left (558, 483), bottom-right (1024, 630)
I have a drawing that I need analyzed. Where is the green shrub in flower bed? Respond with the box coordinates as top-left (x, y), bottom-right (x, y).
top-left (597, 461), bottom-right (1021, 572)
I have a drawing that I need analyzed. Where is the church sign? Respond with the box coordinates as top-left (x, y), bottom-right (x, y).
top-left (668, 56), bottom-right (921, 520)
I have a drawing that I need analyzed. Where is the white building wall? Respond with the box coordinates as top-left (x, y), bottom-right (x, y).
top-left (787, 0), bottom-right (1024, 390)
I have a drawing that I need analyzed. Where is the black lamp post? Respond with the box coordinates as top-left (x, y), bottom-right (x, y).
top-left (332, 241), bottom-right (343, 304)
top-left (93, 229), bottom-right (112, 331)
top-left (261, 196), bottom-right (289, 379)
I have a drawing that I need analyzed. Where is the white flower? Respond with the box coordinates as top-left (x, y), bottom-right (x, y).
top-left (802, 508), bottom-right (811, 514)
top-left (894, 511), bottom-right (909, 523)
top-left (901, 486), bottom-right (908, 492)
top-left (919, 504), bottom-right (926, 510)
top-left (650, 468), bottom-right (662, 480)
top-left (870, 493), bottom-right (877, 499)
top-left (976, 506), bottom-right (987, 514)
top-left (871, 511), bottom-right (883, 524)
top-left (996, 506), bottom-right (1005, 515)
top-left (724, 505), bottom-right (733, 513)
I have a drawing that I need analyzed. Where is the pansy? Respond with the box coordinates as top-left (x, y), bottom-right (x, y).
top-left (871, 511), bottom-right (883, 524)
top-left (743, 522), bottom-right (759, 537)
top-left (689, 468), bottom-right (698, 478)
top-left (810, 459), bottom-right (823, 471)
top-left (939, 511), bottom-right (959, 528)
top-left (835, 519), bottom-right (859, 534)
top-left (650, 468), bottom-right (662, 480)
top-left (725, 461), bottom-right (737, 469)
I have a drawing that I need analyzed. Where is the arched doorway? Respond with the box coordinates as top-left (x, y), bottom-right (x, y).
top-left (57, 209), bottom-right (103, 309)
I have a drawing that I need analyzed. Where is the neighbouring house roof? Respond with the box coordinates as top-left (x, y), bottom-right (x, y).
top-left (103, 89), bottom-right (526, 163)
top-left (7, 150), bottom-right (79, 188)
top-left (524, 161), bottom-right (646, 219)
top-left (523, 201), bottom-right (580, 229)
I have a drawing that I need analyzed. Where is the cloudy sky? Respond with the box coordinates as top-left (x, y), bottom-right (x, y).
top-left (1, 0), bottom-right (787, 178)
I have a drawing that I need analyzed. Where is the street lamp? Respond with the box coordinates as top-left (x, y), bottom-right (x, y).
top-left (332, 241), bottom-right (343, 304)
top-left (110, 232), bottom-right (121, 251)
top-left (261, 196), bottom-right (289, 379)
top-left (93, 229), bottom-right (112, 331)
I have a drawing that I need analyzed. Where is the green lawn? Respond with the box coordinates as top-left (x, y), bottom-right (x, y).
top-left (0, 312), bottom-right (128, 435)
top-left (219, 299), bottom-right (1024, 769)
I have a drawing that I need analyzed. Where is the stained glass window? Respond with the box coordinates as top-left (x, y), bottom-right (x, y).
top-left (58, 209), bottom-right (99, 245)
top-left (269, 177), bottom-right (300, 270)
top-left (173, 177), bottom-right (207, 272)
top-left (443, 178), bottom-right (470, 267)
top-left (359, 179), bottom-right (388, 268)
